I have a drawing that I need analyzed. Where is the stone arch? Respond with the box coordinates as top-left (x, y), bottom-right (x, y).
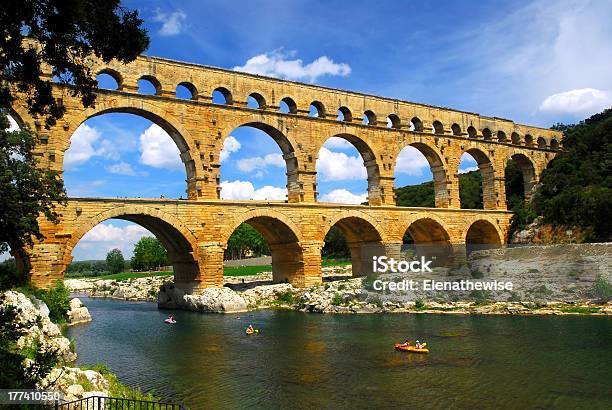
top-left (317, 133), bottom-right (383, 205)
top-left (451, 123), bottom-right (462, 136)
top-left (467, 126), bottom-right (477, 138)
top-left (247, 92), bottom-right (267, 109)
top-left (363, 110), bottom-right (377, 125)
top-left (280, 97), bottom-right (297, 114)
top-left (6, 104), bottom-right (28, 129)
top-left (219, 119), bottom-right (301, 201)
top-left (402, 217), bottom-right (453, 266)
top-left (138, 75), bottom-right (162, 95)
top-left (395, 141), bottom-right (450, 208)
top-left (65, 205), bottom-right (200, 283)
top-left (309, 101), bottom-right (326, 118)
top-left (96, 68), bottom-right (123, 90)
top-left (497, 130), bottom-right (507, 142)
top-left (338, 106), bottom-right (353, 122)
top-left (222, 209), bottom-right (305, 284)
top-left (507, 153), bottom-right (536, 201)
top-left (525, 134), bottom-right (534, 146)
top-left (387, 113), bottom-right (401, 129)
top-left (461, 147), bottom-right (497, 209)
top-left (511, 132), bottom-right (521, 144)
top-left (550, 138), bottom-right (560, 150)
top-left (482, 128), bottom-right (492, 140)
top-left (410, 117), bottom-right (423, 132)
top-left (432, 120), bottom-right (444, 134)
top-left (537, 136), bottom-right (547, 149)
top-left (177, 81), bottom-right (198, 100)
top-left (66, 98), bottom-right (202, 198)
top-left (323, 212), bottom-right (386, 276)
top-left (212, 86), bottom-right (233, 105)
top-left (465, 219), bottom-right (502, 255)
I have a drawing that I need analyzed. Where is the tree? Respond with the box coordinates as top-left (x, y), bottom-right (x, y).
top-left (322, 226), bottom-right (350, 258)
top-left (105, 248), bottom-right (125, 274)
top-left (394, 171), bottom-right (483, 209)
top-left (131, 237), bottom-right (170, 272)
top-left (0, 1), bottom-right (149, 286)
top-left (533, 109), bottom-right (612, 241)
top-left (225, 223), bottom-right (269, 260)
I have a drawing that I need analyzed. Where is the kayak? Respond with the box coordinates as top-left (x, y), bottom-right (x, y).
top-left (164, 319), bottom-right (176, 324)
top-left (394, 343), bottom-right (429, 353)
top-left (246, 329), bottom-right (259, 335)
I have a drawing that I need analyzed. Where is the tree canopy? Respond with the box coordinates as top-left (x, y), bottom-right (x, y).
top-left (225, 223), bottom-right (270, 260)
top-left (131, 237), bottom-right (170, 271)
top-left (105, 248), bottom-right (125, 274)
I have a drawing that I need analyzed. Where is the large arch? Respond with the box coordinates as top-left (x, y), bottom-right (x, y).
top-left (64, 206), bottom-right (200, 284)
top-left (222, 209), bottom-right (305, 284)
top-left (395, 142), bottom-right (451, 208)
top-left (322, 213), bottom-right (385, 277)
top-left (67, 98), bottom-right (203, 198)
top-left (402, 217), bottom-right (453, 266)
top-left (317, 133), bottom-right (383, 205)
top-left (461, 147), bottom-right (496, 209)
top-left (465, 219), bottom-right (502, 255)
top-left (507, 153), bottom-right (536, 201)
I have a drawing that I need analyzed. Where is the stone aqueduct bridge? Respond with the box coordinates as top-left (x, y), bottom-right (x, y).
top-left (11, 53), bottom-right (562, 291)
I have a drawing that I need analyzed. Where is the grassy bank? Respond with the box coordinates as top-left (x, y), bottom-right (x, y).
top-left (68, 259), bottom-right (351, 281)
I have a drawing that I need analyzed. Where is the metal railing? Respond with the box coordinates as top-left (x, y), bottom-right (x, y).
top-left (54, 396), bottom-right (188, 410)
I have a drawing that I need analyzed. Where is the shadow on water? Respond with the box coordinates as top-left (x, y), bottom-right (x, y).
top-left (67, 297), bottom-right (612, 409)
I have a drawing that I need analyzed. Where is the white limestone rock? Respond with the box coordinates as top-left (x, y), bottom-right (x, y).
top-left (158, 284), bottom-right (248, 313)
top-left (66, 298), bottom-right (92, 326)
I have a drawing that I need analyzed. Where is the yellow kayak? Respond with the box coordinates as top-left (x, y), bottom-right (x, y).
top-left (394, 343), bottom-right (429, 353)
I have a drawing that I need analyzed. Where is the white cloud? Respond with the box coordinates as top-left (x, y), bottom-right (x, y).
top-left (236, 153), bottom-right (285, 172)
top-left (539, 88), bottom-right (611, 115)
top-left (395, 146), bottom-right (430, 176)
top-left (220, 180), bottom-right (287, 200)
top-left (319, 189), bottom-right (367, 204)
top-left (316, 147), bottom-right (366, 181)
top-left (74, 222), bottom-right (151, 260)
top-left (220, 136), bottom-right (241, 162)
top-left (107, 162), bottom-right (141, 176)
top-left (64, 124), bottom-right (104, 169)
top-left (234, 49), bottom-right (351, 82)
top-left (323, 137), bottom-right (353, 150)
top-left (6, 115), bottom-right (19, 131)
top-left (139, 124), bottom-right (183, 171)
top-left (458, 166), bottom-right (479, 174)
top-left (153, 9), bottom-right (186, 36)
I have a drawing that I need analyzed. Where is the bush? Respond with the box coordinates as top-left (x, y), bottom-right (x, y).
top-left (594, 276), bottom-right (612, 302)
top-left (31, 282), bottom-right (71, 323)
top-left (368, 295), bottom-right (383, 308)
top-left (414, 299), bottom-right (426, 309)
top-left (331, 293), bottom-right (342, 306)
top-left (275, 290), bottom-right (294, 304)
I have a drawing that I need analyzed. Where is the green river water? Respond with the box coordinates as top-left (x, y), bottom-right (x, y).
top-left (66, 297), bottom-right (612, 409)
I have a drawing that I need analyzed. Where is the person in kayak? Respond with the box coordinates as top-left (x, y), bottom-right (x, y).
top-left (401, 339), bottom-right (411, 347)
top-left (416, 340), bottom-right (422, 349)
top-left (246, 324), bottom-right (254, 334)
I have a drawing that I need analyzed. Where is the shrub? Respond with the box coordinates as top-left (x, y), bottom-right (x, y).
top-left (276, 290), bottom-right (294, 304)
top-left (30, 282), bottom-right (71, 323)
top-left (414, 299), bottom-right (426, 310)
top-left (594, 276), bottom-right (612, 302)
top-left (470, 289), bottom-right (491, 305)
top-left (368, 295), bottom-right (383, 308)
top-left (331, 293), bottom-right (342, 306)
top-left (470, 270), bottom-right (484, 279)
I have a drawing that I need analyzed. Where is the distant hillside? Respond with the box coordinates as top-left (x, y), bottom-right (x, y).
top-left (395, 171), bottom-right (483, 209)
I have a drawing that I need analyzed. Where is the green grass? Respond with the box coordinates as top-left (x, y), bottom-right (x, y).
top-left (559, 306), bottom-right (601, 314)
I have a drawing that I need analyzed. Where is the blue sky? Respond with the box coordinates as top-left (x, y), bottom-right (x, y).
top-left (6, 0), bottom-right (612, 261)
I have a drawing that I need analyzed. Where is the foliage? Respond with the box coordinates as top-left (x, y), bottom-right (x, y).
top-left (275, 290), bottom-right (294, 304)
top-left (593, 276), bottom-right (612, 302)
top-left (0, 258), bottom-right (22, 291)
top-left (0, 0), bottom-right (149, 127)
top-left (105, 248), bottom-right (125, 274)
top-left (322, 226), bottom-right (350, 258)
top-left (533, 109), bottom-right (612, 242)
top-left (131, 237), bottom-right (170, 271)
top-left (66, 260), bottom-right (110, 277)
top-left (225, 223), bottom-right (270, 260)
top-left (331, 293), bottom-right (343, 306)
top-left (414, 299), bottom-right (425, 310)
top-left (84, 364), bottom-right (158, 402)
top-left (395, 171), bottom-right (484, 209)
top-left (362, 273), bottom-right (379, 291)
top-left (458, 171), bottom-right (483, 209)
top-left (0, 297), bottom-right (59, 389)
top-left (28, 282), bottom-right (71, 323)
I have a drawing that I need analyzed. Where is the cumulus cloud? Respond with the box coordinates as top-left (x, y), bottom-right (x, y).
top-left (539, 88), bottom-right (611, 115)
top-left (107, 162), bottom-right (141, 176)
top-left (234, 49), bottom-right (351, 82)
top-left (139, 124), bottom-right (183, 171)
top-left (319, 189), bottom-right (367, 204)
top-left (459, 154), bottom-right (479, 174)
top-left (395, 146), bottom-right (430, 176)
top-left (220, 180), bottom-right (287, 200)
top-left (153, 9), bottom-right (186, 36)
top-left (75, 222), bottom-right (151, 260)
top-left (316, 147), bottom-right (366, 181)
top-left (236, 153), bottom-right (285, 172)
top-left (220, 136), bottom-right (241, 162)
top-left (458, 166), bottom-right (479, 174)
top-left (323, 137), bottom-right (353, 150)
top-left (64, 124), bottom-right (104, 169)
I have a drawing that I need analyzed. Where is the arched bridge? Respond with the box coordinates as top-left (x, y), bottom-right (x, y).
top-left (12, 51), bottom-right (562, 291)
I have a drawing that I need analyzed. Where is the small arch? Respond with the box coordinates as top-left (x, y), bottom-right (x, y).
top-left (465, 219), bottom-right (502, 255)
top-left (467, 126), bottom-right (477, 138)
top-left (138, 75), bottom-right (162, 95)
top-left (537, 137), bottom-right (547, 149)
top-left (212, 87), bottom-right (233, 105)
top-left (451, 123), bottom-right (462, 136)
top-left (524, 134), bottom-right (534, 146)
top-left (387, 114), bottom-right (401, 129)
top-left (410, 117), bottom-right (423, 132)
top-left (432, 120), bottom-right (444, 134)
top-left (363, 110), bottom-right (377, 125)
top-left (550, 139), bottom-right (560, 150)
top-left (511, 132), bottom-right (521, 144)
top-left (309, 101), bottom-right (326, 118)
top-left (96, 69), bottom-right (122, 90)
top-left (176, 82), bottom-right (197, 100)
top-left (403, 218), bottom-right (452, 266)
top-left (279, 97), bottom-right (297, 114)
top-left (482, 128), bottom-right (492, 140)
top-left (497, 130), bottom-right (507, 142)
top-left (247, 92), bottom-right (266, 109)
top-left (337, 106), bottom-right (353, 122)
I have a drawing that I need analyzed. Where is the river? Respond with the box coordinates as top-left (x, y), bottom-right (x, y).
top-left (66, 297), bottom-right (612, 409)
